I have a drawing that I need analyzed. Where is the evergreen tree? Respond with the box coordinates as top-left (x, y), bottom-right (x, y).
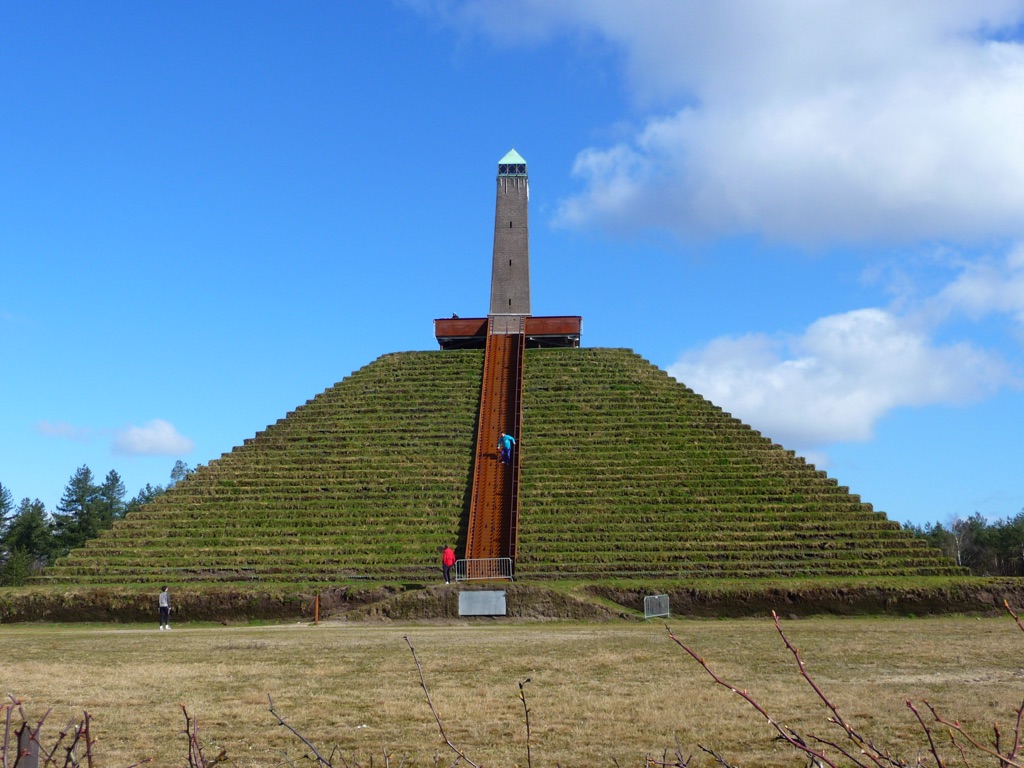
top-left (52, 465), bottom-right (102, 554)
top-left (122, 461), bottom-right (195, 516)
top-left (997, 510), bottom-right (1024, 575)
top-left (0, 480), bottom-right (14, 535)
top-left (1, 498), bottom-right (55, 563)
top-left (126, 482), bottom-right (165, 515)
top-left (99, 469), bottom-right (127, 521)
top-left (170, 460), bottom-right (194, 486)
top-left (52, 465), bottom-right (128, 553)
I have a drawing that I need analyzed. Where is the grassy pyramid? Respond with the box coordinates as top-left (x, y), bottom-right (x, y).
top-left (39, 348), bottom-right (960, 586)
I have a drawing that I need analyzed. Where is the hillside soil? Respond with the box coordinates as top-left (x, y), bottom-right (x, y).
top-left (3, 578), bottom-right (1023, 623)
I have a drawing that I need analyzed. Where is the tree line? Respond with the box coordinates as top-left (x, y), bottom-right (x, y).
top-left (0, 461), bottom-right (193, 585)
top-left (902, 511), bottom-right (1024, 577)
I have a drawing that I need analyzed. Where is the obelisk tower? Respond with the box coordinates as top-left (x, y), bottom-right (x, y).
top-left (489, 149), bottom-right (531, 320)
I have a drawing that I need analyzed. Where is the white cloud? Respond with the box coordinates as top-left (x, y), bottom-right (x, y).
top-left (938, 243), bottom-right (1024, 326)
top-left (416, 1), bottom-right (1024, 459)
top-left (667, 307), bottom-right (1008, 446)
top-left (112, 419), bottom-right (194, 457)
top-left (427, 1), bottom-right (1024, 245)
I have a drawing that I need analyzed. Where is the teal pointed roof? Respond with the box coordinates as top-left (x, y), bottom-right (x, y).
top-left (499, 149), bottom-right (526, 164)
top-left (498, 149), bottom-right (527, 176)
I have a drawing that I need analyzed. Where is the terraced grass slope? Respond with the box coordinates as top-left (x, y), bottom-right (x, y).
top-left (41, 351), bottom-right (484, 586)
top-left (39, 348), bottom-right (961, 586)
top-left (516, 349), bottom-right (959, 579)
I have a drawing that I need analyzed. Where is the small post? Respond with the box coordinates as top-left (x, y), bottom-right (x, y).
top-left (18, 724), bottom-right (40, 768)
top-left (314, 594), bottom-right (319, 625)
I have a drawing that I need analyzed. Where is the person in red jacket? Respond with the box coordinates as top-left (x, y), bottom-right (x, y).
top-left (441, 544), bottom-right (456, 584)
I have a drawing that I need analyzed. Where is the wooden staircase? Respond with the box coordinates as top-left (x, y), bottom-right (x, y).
top-left (464, 316), bottom-right (526, 576)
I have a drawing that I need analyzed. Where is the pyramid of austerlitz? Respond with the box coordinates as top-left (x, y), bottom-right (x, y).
top-left (39, 151), bottom-right (960, 587)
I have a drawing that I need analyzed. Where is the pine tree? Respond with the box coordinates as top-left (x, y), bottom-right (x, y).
top-left (99, 469), bottom-right (127, 521)
top-left (0, 480), bottom-right (14, 535)
top-left (53, 465), bottom-right (101, 554)
top-left (3, 498), bottom-right (53, 557)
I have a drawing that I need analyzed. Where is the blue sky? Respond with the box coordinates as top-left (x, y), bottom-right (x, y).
top-left (3, 1), bottom-right (1023, 527)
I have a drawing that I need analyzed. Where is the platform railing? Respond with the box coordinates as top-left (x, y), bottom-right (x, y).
top-left (454, 557), bottom-right (514, 582)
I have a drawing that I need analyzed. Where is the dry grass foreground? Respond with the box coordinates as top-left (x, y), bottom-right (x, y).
top-left (3, 616), bottom-right (1023, 767)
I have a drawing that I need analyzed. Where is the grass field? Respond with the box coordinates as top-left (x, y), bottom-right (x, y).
top-left (3, 616), bottom-right (1023, 767)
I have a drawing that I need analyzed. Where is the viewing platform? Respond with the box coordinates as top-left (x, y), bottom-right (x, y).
top-left (434, 315), bottom-right (582, 350)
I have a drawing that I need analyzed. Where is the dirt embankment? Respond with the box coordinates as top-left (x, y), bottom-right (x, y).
top-left (339, 583), bottom-right (626, 622)
top-left (2, 580), bottom-right (1022, 624)
top-left (0, 583), bottom-right (622, 623)
top-left (585, 580), bottom-right (1024, 618)
top-left (0, 585), bottom-right (394, 624)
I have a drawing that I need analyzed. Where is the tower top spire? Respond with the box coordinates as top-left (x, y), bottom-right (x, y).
top-left (498, 149), bottom-right (527, 177)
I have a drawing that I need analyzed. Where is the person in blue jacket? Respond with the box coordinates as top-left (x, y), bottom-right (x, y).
top-left (498, 432), bottom-right (516, 464)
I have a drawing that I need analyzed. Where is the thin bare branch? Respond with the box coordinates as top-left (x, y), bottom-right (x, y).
top-left (946, 725), bottom-right (971, 767)
top-left (267, 695), bottom-right (332, 768)
top-left (83, 710), bottom-right (94, 768)
top-left (403, 636), bottom-right (478, 768)
top-left (666, 624), bottom-right (840, 768)
top-left (1010, 701), bottom-right (1024, 762)
top-left (807, 733), bottom-right (872, 768)
top-left (926, 701), bottom-right (1024, 768)
top-left (906, 700), bottom-right (944, 768)
top-left (518, 679), bottom-right (532, 768)
top-left (771, 611), bottom-right (898, 767)
top-left (698, 745), bottom-right (739, 767)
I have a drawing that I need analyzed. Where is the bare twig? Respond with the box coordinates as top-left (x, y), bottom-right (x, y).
top-left (805, 734), bottom-right (871, 768)
top-left (182, 704), bottom-right (228, 768)
top-left (268, 695), bottom-right (333, 768)
top-left (403, 636), bottom-right (478, 768)
top-left (83, 709), bottom-right (95, 768)
top-left (54, 715), bottom-right (79, 768)
top-left (1010, 701), bottom-right (1024, 764)
top-left (666, 624), bottom-right (840, 767)
top-left (947, 726), bottom-right (971, 768)
top-left (697, 744), bottom-right (738, 767)
top-left (771, 611), bottom-right (901, 768)
top-left (925, 701), bottom-right (1024, 768)
top-left (921, 704), bottom-right (1024, 768)
top-left (905, 700), bottom-right (944, 768)
top-left (1002, 602), bottom-right (1024, 765)
top-left (518, 679), bottom-right (532, 768)
top-left (644, 745), bottom-right (693, 767)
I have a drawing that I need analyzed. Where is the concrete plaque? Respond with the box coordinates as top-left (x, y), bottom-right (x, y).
top-left (459, 590), bottom-right (507, 616)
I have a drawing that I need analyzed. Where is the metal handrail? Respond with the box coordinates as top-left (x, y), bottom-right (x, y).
top-left (454, 557), bottom-right (514, 582)
top-left (508, 316), bottom-right (526, 561)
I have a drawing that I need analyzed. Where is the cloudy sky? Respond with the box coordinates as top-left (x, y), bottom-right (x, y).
top-left (3, 1), bottom-right (1022, 526)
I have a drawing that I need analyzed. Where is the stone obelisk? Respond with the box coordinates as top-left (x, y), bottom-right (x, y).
top-left (489, 149), bottom-right (531, 331)
top-left (433, 150), bottom-right (579, 351)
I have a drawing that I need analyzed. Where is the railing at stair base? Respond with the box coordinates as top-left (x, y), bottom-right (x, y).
top-left (454, 557), bottom-right (514, 582)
